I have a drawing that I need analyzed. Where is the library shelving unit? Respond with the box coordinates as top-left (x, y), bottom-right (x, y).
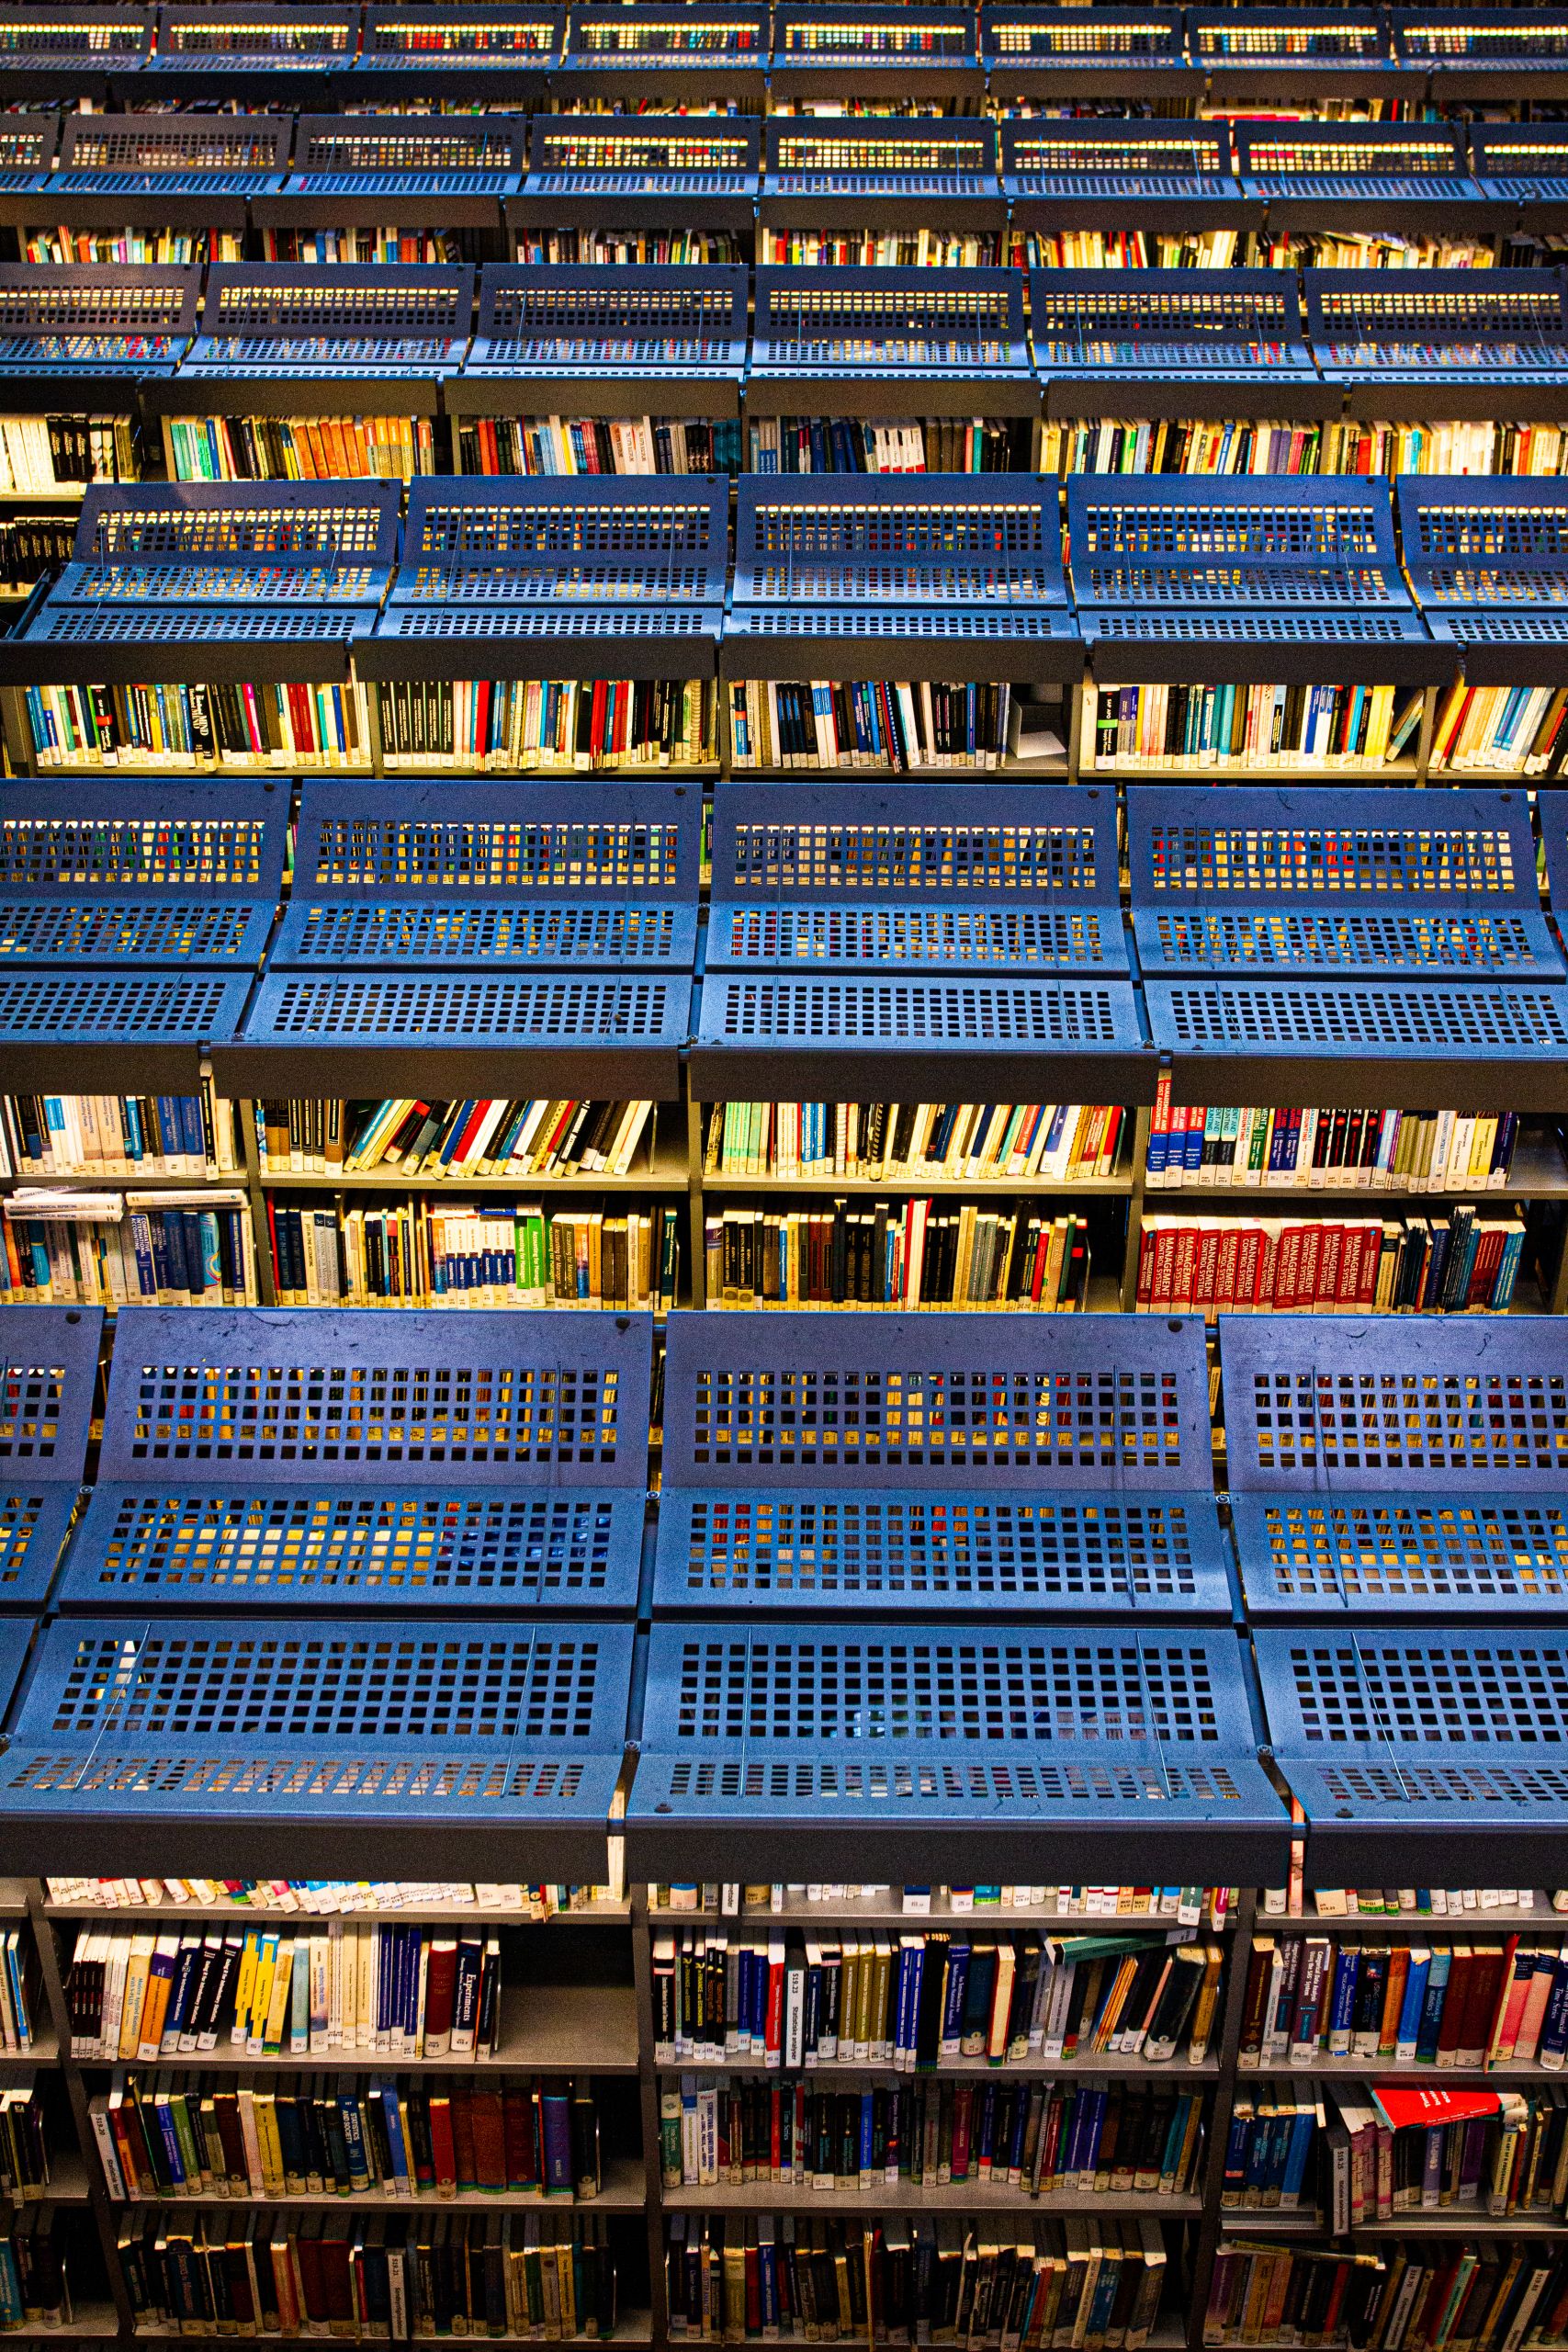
top-left (0, 1298), bottom-right (102, 1611)
top-left (509, 118), bottom-right (762, 269)
top-left (346, 3), bottom-right (561, 103)
top-left (144, 3), bottom-right (360, 101)
top-left (0, 478), bottom-right (400, 774)
top-left (1392, 6), bottom-right (1568, 100)
top-left (254, 115), bottom-right (528, 270)
top-left (1188, 9), bottom-right (1401, 106)
top-left (1398, 473), bottom-right (1568, 707)
top-left (999, 119), bottom-right (1255, 264)
top-left (361, 474), bottom-right (727, 774)
top-left (723, 472), bottom-right (1081, 769)
top-left (1127, 782), bottom-right (1568, 1115)
top-left (0, 260), bottom-right (197, 419)
top-left (140, 260), bottom-right (475, 482)
top-left (216, 777), bottom-right (700, 1108)
top-left (0, 114), bottom-right (288, 270)
top-left (1303, 265), bottom-right (1568, 422)
top-left (554, 1), bottom-right (768, 109)
top-left (0, 777), bottom-right (278, 1099)
top-left (449, 262), bottom-right (747, 472)
top-left (649, 1305), bottom-right (1232, 1619)
top-left (49, 1299), bottom-right (654, 1618)
top-left (691, 779), bottom-right (1152, 1115)
top-left (981, 6), bottom-right (1196, 106)
top-left (1231, 119), bottom-right (1493, 241)
top-left (0, 5), bottom-right (149, 104)
top-left (1470, 122), bottom-right (1568, 237)
top-left (747, 264), bottom-right (1034, 464)
top-left (759, 119), bottom-right (1005, 268)
top-left (767, 5), bottom-right (984, 104)
top-left (1032, 268), bottom-right (1329, 428)
top-left (1219, 1311), bottom-right (1568, 1623)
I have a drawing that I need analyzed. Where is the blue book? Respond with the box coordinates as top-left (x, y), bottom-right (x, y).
top-left (1280, 2108), bottom-right (1315, 2207)
top-left (1415, 1948), bottom-right (1452, 2065)
top-left (1327, 1950), bottom-right (1359, 2052)
top-left (1396, 1950), bottom-right (1430, 2061)
top-left (1538, 1951), bottom-right (1568, 2063)
top-left (940, 1943), bottom-right (970, 2057)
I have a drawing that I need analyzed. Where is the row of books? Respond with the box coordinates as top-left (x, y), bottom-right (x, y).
top-left (1132, 1208), bottom-right (1528, 1316)
top-left (652, 1931), bottom-right (1224, 2073)
top-left (1145, 1088), bottom-right (1522, 1194)
top-left (0, 514), bottom-right (72, 594)
top-left (761, 232), bottom-right (1004, 266)
top-left (0, 1938), bottom-right (35, 2059)
top-left (264, 1098), bottom-right (658, 1182)
top-left (119, 2209), bottom-right (620, 2344)
top-left (523, 230), bottom-right (741, 266)
top-left (26, 228), bottom-right (243, 266)
top-left (703, 1202), bottom-right (1097, 1310)
top-left (0, 1195), bottom-right (259, 1306)
top-left (729, 678), bottom-right (1016, 772)
top-left (24, 678), bottom-right (371, 769)
top-left (0, 2084), bottom-right (49, 2207)
top-left (1084, 681), bottom-right (1423, 771)
top-left (1222, 2085), bottom-right (1322, 2212)
top-left (457, 413), bottom-right (743, 479)
top-left (1205, 2236), bottom-right (1567, 2352)
top-left (376, 676), bottom-right (716, 772)
top-left (166, 412), bottom-right (435, 486)
top-left (1431, 679), bottom-right (1568, 777)
top-left (65, 1924), bottom-right (502, 2065)
top-left (267, 1199), bottom-right (682, 1310)
top-left (0, 413), bottom-right (132, 492)
top-left (749, 416), bottom-right (1014, 476)
top-left (704, 1103), bottom-right (1122, 1186)
top-left (1327, 2083), bottom-right (1568, 2226)
top-left (1240, 1939), bottom-right (1568, 2075)
top-left (667, 2214), bottom-right (1173, 2349)
top-left (1036, 418), bottom-right (1568, 483)
top-left (89, 2071), bottom-right (604, 2206)
top-left (1264, 1890), bottom-right (1568, 1920)
top-left (653, 1888), bottom-right (1234, 1925)
top-left (49, 1880), bottom-right (615, 1918)
top-left (264, 229), bottom-right (468, 267)
top-left (0, 2207), bottom-right (71, 2334)
top-left (1, 1086), bottom-right (240, 1182)
top-left (662, 2075), bottom-right (1206, 2198)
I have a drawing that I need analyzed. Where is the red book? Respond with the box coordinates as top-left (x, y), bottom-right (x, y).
top-left (422, 1938), bottom-right (458, 2056)
top-left (427, 2090), bottom-right (457, 2193)
top-left (450, 2085), bottom-right (479, 2192)
top-left (502, 2084), bottom-right (539, 2190)
top-left (1368, 2085), bottom-right (1501, 2132)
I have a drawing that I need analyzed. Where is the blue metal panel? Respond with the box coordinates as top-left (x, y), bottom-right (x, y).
top-left (1254, 1624), bottom-right (1568, 1882)
top-left (521, 115), bottom-right (761, 215)
top-left (0, 1305), bottom-right (103, 1611)
top-left (1395, 9), bottom-right (1568, 81)
top-left (1471, 124), bottom-right (1568, 226)
top-left (355, 4), bottom-right (560, 80)
top-left (149, 5), bottom-right (358, 82)
top-left (274, 780), bottom-right (700, 972)
top-left (0, 8), bottom-right (148, 96)
top-left (0, 264), bottom-right (196, 385)
top-left (563, 2), bottom-right (765, 79)
top-left (262, 116), bottom-right (527, 226)
top-left (1000, 119), bottom-right (1252, 227)
top-left (1033, 268), bottom-right (1319, 405)
top-left (462, 265), bottom-right (746, 396)
top-left (0, 1613), bottom-right (33, 1724)
top-left (1191, 10), bottom-right (1393, 77)
top-left (1304, 267), bottom-right (1568, 416)
top-left (750, 268), bottom-right (1031, 413)
top-left (1398, 474), bottom-right (1568, 684)
top-left (653, 1312), bottom-right (1230, 1619)
top-left (1223, 1315), bottom-right (1568, 1621)
top-left (0, 783), bottom-right (285, 970)
top-left (983, 7), bottom-right (1192, 86)
top-left (627, 1621), bottom-right (1290, 1879)
top-left (0, 1614), bottom-right (634, 1876)
top-left (773, 5), bottom-right (980, 75)
top-left (0, 971), bottom-right (252, 1094)
top-left (1539, 789), bottom-right (1568, 922)
top-left (0, 114), bottom-right (54, 190)
top-left (55, 1306), bottom-right (649, 1615)
top-left (44, 116), bottom-right (288, 221)
top-left (763, 119), bottom-right (1001, 220)
top-left (1235, 119), bottom-right (1487, 227)
top-left (181, 263), bottom-right (474, 383)
top-left (1129, 784), bottom-right (1562, 983)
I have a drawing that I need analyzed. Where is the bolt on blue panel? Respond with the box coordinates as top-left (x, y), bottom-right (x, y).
top-left (1129, 784), bottom-right (1562, 985)
top-left (54, 1306), bottom-right (649, 1615)
top-left (179, 263), bottom-right (475, 383)
top-left (0, 782), bottom-right (286, 970)
top-left (1223, 1314), bottom-right (1568, 1621)
top-left (1254, 1623), bottom-right (1568, 1883)
top-left (652, 1308), bottom-right (1232, 1621)
top-left (0, 1305), bottom-right (101, 1609)
top-left (461, 265), bottom-right (747, 397)
top-left (273, 780), bottom-right (699, 975)
top-left (628, 1620), bottom-right (1290, 1881)
top-left (0, 1613), bottom-right (634, 1877)
top-left (0, 264), bottom-right (197, 383)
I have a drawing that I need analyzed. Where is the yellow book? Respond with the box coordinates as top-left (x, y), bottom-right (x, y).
top-left (118, 1932), bottom-right (155, 2063)
top-left (263, 1939), bottom-right (295, 2057)
top-left (254, 2087), bottom-right (286, 2196)
top-left (231, 1932), bottom-right (260, 2049)
top-left (247, 1935), bottom-right (279, 2055)
top-left (1189, 1943), bottom-right (1225, 2063)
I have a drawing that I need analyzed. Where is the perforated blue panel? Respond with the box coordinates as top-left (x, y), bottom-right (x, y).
top-left (1235, 120), bottom-right (1485, 222)
top-left (55, 1306), bottom-right (648, 1615)
top-left (751, 267), bottom-right (1028, 395)
top-left (1222, 1316), bottom-right (1568, 1621)
top-left (652, 1311), bottom-right (1230, 1620)
top-left (564, 2), bottom-right (764, 74)
top-left (1395, 8), bottom-right (1568, 74)
top-left (1001, 120), bottom-right (1249, 223)
top-left (773, 5), bottom-right (979, 75)
top-left (0, 971), bottom-right (252, 1093)
top-left (0, 783), bottom-right (284, 969)
top-left (1255, 1627), bottom-right (1568, 1881)
top-left (1032, 268), bottom-right (1316, 390)
top-left (0, 1306), bottom-right (101, 1607)
top-left (49, 115), bottom-right (289, 212)
top-left (1471, 124), bottom-right (1568, 216)
top-left (1306, 268), bottom-right (1568, 402)
top-left (282, 113), bottom-right (529, 198)
top-left (182, 263), bottom-right (474, 383)
top-left (524, 115), bottom-right (761, 198)
top-left (0, 1615), bottom-right (32, 1728)
top-left (763, 119), bottom-right (999, 208)
top-left (272, 781), bottom-right (699, 973)
top-left (628, 1623), bottom-right (1289, 1879)
top-left (0, 264), bottom-right (197, 379)
top-left (984, 6), bottom-right (1190, 80)
top-left (465, 265), bottom-right (746, 389)
top-left (0, 1615), bottom-right (633, 1872)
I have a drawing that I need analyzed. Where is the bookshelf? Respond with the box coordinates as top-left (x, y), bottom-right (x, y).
top-left (348, 3), bottom-right (561, 101)
top-left (255, 116), bottom-right (528, 270)
top-left (144, 3), bottom-right (359, 99)
top-left (510, 119), bottom-right (762, 269)
top-left (982, 6), bottom-right (1196, 104)
top-left (0, 6), bottom-right (149, 104)
top-left (556, 2), bottom-right (768, 107)
top-left (0, 117), bottom-right (288, 270)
